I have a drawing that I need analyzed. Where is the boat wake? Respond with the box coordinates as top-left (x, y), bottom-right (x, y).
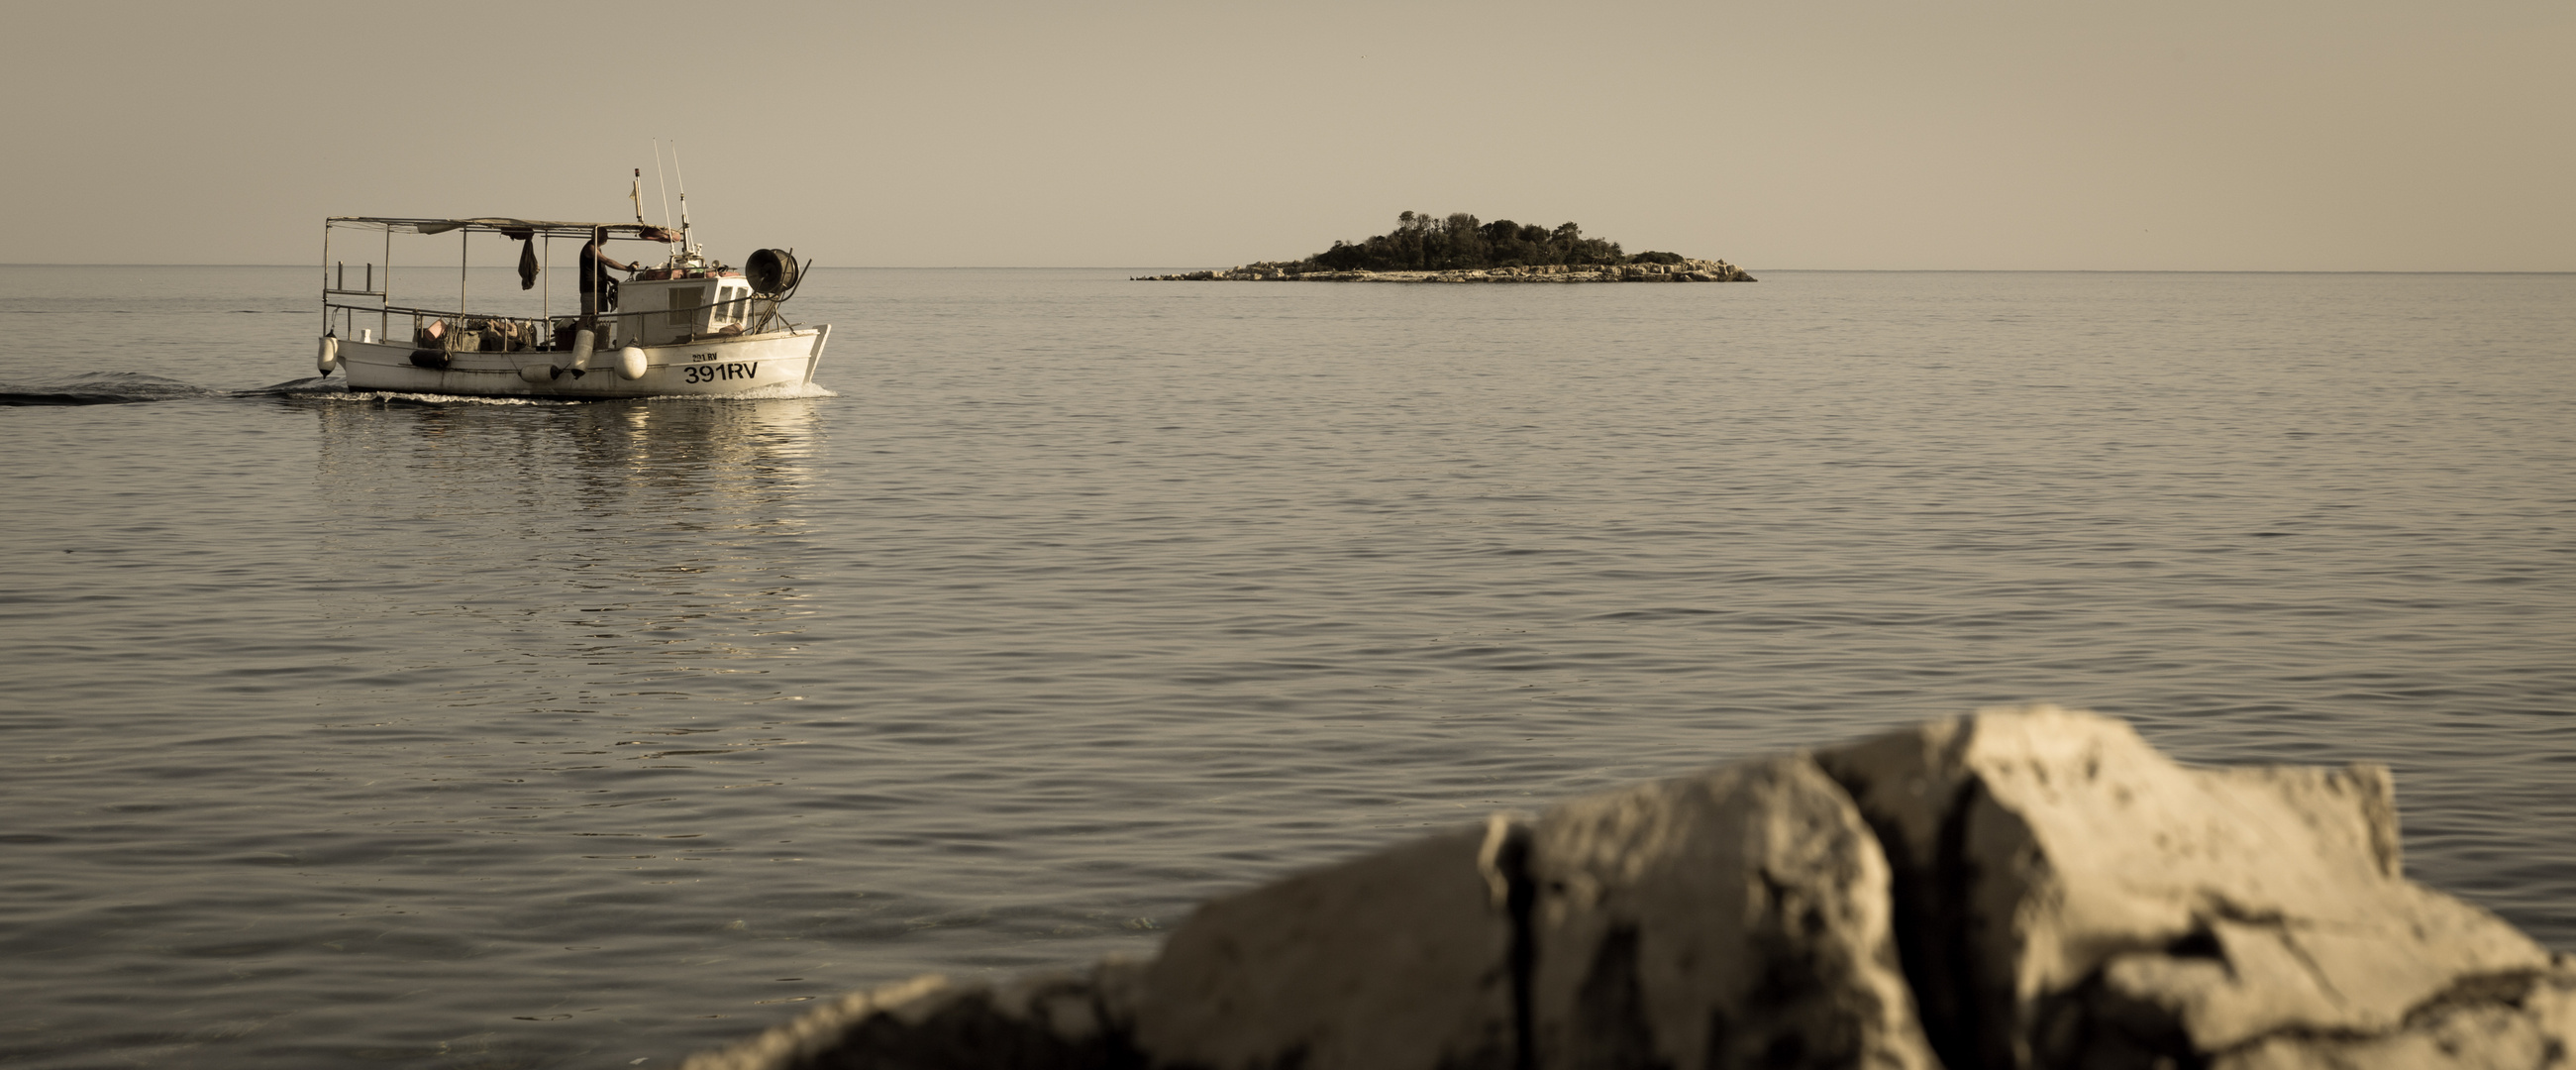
top-left (277, 377), bottom-right (842, 404)
top-left (686, 379), bottom-right (840, 400)
top-left (0, 372), bottom-right (232, 406)
top-left (3, 374), bottom-right (838, 406)
top-left (264, 378), bottom-right (574, 406)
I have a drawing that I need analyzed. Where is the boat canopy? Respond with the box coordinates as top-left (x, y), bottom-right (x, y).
top-left (328, 217), bottom-right (680, 241)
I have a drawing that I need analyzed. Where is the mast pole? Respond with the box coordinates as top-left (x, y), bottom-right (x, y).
top-left (673, 143), bottom-right (691, 257)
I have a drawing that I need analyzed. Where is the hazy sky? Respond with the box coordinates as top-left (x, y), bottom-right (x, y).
top-left (7, 1), bottom-right (2569, 269)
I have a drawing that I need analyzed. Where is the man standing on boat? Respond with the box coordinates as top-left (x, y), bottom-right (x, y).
top-left (579, 228), bottom-right (639, 316)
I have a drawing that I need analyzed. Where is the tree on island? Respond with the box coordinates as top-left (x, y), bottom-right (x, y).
top-left (1302, 211), bottom-right (1689, 272)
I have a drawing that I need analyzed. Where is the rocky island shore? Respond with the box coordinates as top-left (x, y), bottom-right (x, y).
top-left (1135, 259), bottom-right (1754, 284)
top-left (1135, 211), bottom-right (1755, 284)
top-left (680, 705), bottom-right (2573, 1070)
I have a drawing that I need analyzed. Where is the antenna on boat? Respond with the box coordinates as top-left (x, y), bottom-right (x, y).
top-left (652, 140), bottom-right (674, 233)
top-left (630, 168), bottom-right (645, 225)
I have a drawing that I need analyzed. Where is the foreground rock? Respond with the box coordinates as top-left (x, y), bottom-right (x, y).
top-left (1524, 756), bottom-right (1936, 1069)
top-left (1132, 259), bottom-right (1754, 283)
top-left (681, 706), bottom-right (2570, 1070)
top-left (1815, 705), bottom-right (2559, 1069)
top-left (1129, 824), bottom-right (1515, 1068)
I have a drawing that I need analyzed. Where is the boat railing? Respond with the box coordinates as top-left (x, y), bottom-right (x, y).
top-left (321, 293), bottom-right (795, 353)
top-left (317, 302), bottom-right (556, 353)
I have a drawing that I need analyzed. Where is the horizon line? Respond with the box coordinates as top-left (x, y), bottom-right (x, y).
top-left (2, 264), bottom-right (2571, 275)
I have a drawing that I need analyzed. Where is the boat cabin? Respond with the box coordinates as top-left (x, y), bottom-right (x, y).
top-left (623, 271), bottom-right (761, 346)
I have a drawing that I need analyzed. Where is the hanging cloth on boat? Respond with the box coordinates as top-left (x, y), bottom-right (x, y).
top-left (517, 237), bottom-right (540, 290)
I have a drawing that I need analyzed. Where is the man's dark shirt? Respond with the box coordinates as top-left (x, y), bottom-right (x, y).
top-left (579, 242), bottom-right (613, 293)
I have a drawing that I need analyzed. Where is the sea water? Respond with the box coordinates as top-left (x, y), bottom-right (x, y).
top-left (2, 266), bottom-right (2570, 1068)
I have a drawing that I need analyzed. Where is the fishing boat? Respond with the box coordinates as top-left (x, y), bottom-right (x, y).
top-left (312, 213), bottom-right (827, 398)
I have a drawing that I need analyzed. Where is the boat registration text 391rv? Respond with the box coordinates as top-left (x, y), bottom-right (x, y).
top-left (682, 357), bottom-right (759, 383)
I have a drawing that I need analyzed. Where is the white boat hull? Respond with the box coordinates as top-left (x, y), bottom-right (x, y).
top-left (332, 326), bottom-right (829, 399)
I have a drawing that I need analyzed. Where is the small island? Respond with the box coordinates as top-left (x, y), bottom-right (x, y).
top-left (1136, 211), bottom-right (1754, 283)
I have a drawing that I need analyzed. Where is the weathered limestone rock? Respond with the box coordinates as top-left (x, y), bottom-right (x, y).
top-left (1814, 704), bottom-right (2555, 1070)
top-left (683, 705), bottom-right (2571, 1070)
top-left (2214, 959), bottom-right (2576, 1069)
top-left (1124, 824), bottom-right (1518, 1070)
top-left (677, 967), bottom-right (1137, 1070)
top-left (1525, 755), bottom-right (1939, 1070)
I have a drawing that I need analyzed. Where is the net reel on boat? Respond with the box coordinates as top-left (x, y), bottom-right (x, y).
top-left (746, 249), bottom-right (800, 296)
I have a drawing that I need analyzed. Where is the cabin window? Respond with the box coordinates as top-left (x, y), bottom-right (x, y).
top-left (669, 286), bottom-right (707, 329)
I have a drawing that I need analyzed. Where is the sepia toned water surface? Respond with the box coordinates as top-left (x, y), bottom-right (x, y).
top-left (2, 266), bottom-right (2570, 1068)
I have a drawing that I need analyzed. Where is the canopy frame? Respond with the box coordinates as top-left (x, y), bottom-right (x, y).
top-left (320, 217), bottom-right (683, 340)
top-left (326, 217), bottom-right (678, 241)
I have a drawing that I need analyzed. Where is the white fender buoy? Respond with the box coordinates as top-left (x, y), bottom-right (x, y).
top-left (518, 363), bottom-right (557, 384)
top-left (568, 329), bottom-right (596, 372)
top-left (615, 347), bottom-right (648, 380)
top-left (316, 334), bottom-right (340, 375)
